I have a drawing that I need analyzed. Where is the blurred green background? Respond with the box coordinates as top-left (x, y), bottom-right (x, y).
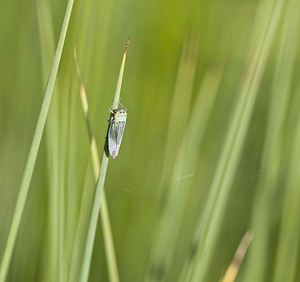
top-left (1, 0), bottom-right (300, 281)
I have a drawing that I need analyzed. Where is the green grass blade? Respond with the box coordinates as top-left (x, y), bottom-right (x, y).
top-left (79, 40), bottom-right (129, 282)
top-left (273, 89), bottom-right (300, 282)
top-left (74, 48), bottom-right (120, 282)
top-left (112, 38), bottom-right (130, 110)
top-left (158, 35), bottom-right (199, 193)
top-left (0, 1), bottom-right (74, 281)
top-left (176, 67), bottom-right (223, 282)
top-left (147, 65), bottom-right (223, 282)
top-left (244, 0), bottom-right (299, 280)
top-left (36, 1), bottom-right (60, 281)
top-left (145, 35), bottom-right (199, 281)
top-left (188, 0), bottom-right (285, 281)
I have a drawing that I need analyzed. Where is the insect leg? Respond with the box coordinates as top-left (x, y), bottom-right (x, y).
top-left (118, 99), bottom-right (127, 111)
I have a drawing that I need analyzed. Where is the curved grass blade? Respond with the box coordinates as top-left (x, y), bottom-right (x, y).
top-left (0, 1), bottom-right (74, 281)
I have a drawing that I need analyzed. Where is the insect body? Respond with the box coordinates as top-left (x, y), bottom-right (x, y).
top-left (108, 105), bottom-right (127, 158)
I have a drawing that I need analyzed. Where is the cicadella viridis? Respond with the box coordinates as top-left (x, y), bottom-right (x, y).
top-left (108, 102), bottom-right (127, 158)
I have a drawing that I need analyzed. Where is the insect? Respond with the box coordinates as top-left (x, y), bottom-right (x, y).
top-left (108, 103), bottom-right (128, 158)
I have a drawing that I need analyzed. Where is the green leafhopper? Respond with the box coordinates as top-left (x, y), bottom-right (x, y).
top-left (108, 103), bottom-right (127, 158)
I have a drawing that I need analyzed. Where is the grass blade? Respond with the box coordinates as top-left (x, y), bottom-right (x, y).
top-left (112, 39), bottom-right (130, 110)
top-left (79, 39), bottom-right (129, 282)
top-left (145, 35), bottom-right (199, 281)
top-left (74, 47), bottom-right (120, 282)
top-left (36, 1), bottom-right (60, 280)
top-left (244, 0), bottom-right (299, 280)
top-left (273, 88), bottom-right (300, 282)
top-left (220, 231), bottom-right (254, 282)
top-left (0, 1), bottom-right (74, 281)
top-left (188, 0), bottom-right (285, 280)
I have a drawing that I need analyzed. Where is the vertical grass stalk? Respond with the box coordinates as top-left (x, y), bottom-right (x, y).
top-left (79, 39), bottom-right (129, 282)
top-left (0, 1), bottom-right (74, 281)
top-left (74, 47), bottom-right (120, 282)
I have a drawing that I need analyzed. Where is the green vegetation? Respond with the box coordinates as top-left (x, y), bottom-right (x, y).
top-left (0, 0), bottom-right (299, 281)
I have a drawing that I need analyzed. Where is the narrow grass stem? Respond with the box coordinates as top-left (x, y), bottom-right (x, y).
top-left (0, 1), bottom-right (74, 281)
top-left (220, 231), bottom-right (254, 282)
top-left (74, 48), bottom-right (120, 282)
top-left (78, 40), bottom-right (129, 282)
top-left (112, 38), bottom-right (129, 110)
top-left (79, 153), bottom-right (109, 282)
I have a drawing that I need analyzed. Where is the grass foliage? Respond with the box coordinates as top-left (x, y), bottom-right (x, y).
top-left (0, 0), bottom-right (300, 281)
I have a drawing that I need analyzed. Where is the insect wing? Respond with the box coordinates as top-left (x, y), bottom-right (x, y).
top-left (108, 109), bottom-right (127, 158)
